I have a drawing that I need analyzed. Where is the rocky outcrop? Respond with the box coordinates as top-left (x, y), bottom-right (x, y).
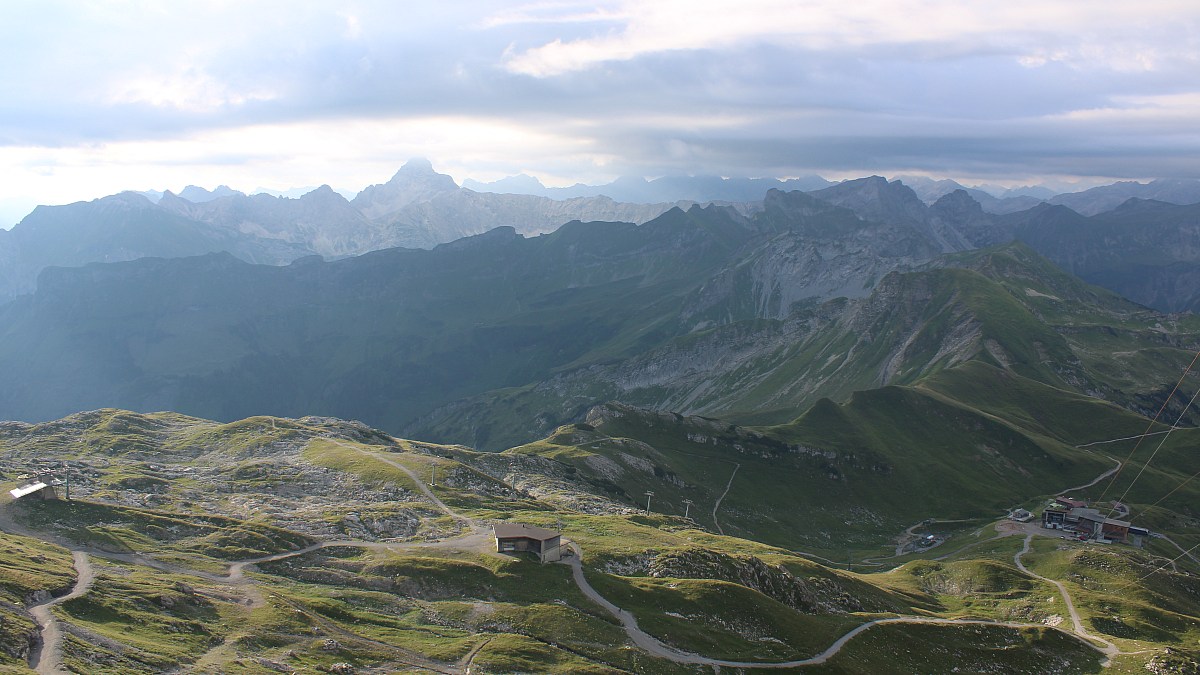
top-left (351, 158), bottom-right (459, 220)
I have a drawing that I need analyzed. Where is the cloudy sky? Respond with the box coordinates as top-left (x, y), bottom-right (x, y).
top-left (1, 0), bottom-right (1198, 225)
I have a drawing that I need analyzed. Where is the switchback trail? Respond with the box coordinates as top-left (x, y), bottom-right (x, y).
top-left (350, 442), bottom-right (469, 524)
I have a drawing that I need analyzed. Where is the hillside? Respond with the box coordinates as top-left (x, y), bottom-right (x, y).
top-left (1009, 200), bottom-right (1200, 312)
top-left (0, 192), bottom-right (976, 438)
top-left (5, 183), bottom-right (1200, 453)
top-left (501, 349), bottom-right (1200, 557)
top-left (0, 409), bottom-right (1195, 673)
top-left (412, 242), bottom-right (1200, 449)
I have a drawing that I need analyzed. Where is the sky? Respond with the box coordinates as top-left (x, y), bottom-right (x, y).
top-left (1, 0), bottom-right (1199, 226)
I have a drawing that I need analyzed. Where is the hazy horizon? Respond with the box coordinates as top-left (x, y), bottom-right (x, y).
top-left (0, 159), bottom-right (1133, 230)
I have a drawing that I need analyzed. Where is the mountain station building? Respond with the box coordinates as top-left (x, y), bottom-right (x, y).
top-left (493, 523), bottom-right (562, 562)
top-left (8, 474), bottom-right (64, 501)
top-left (1042, 506), bottom-right (1149, 545)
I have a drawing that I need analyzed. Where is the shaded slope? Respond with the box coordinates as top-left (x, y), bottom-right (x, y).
top-left (1010, 199), bottom-right (1200, 312)
top-left (506, 387), bottom-right (1114, 553)
top-left (0, 207), bottom-right (758, 431)
top-left (416, 242), bottom-right (1200, 448)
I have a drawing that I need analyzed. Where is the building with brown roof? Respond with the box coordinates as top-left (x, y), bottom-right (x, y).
top-left (1071, 508), bottom-right (1131, 543)
top-left (493, 523), bottom-right (562, 562)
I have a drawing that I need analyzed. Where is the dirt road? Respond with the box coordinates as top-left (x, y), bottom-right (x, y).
top-left (1014, 534), bottom-right (1119, 662)
top-left (28, 551), bottom-right (95, 674)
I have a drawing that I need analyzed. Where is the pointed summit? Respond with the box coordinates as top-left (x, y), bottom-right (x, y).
top-left (352, 159), bottom-right (459, 219)
top-left (395, 157), bottom-right (436, 174)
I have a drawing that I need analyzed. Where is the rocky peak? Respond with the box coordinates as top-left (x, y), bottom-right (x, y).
top-left (810, 176), bottom-right (929, 227)
top-left (930, 189), bottom-right (984, 217)
top-left (298, 184), bottom-right (345, 204)
top-left (178, 185), bottom-right (243, 203)
top-left (928, 190), bottom-right (1004, 247)
top-left (351, 158), bottom-right (459, 220)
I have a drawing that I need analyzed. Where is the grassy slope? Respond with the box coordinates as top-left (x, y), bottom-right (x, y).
top-left (508, 367), bottom-right (1116, 556)
top-left (413, 242), bottom-right (1200, 455)
top-left (0, 409), bottom-right (1194, 672)
top-left (0, 531), bottom-right (76, 670)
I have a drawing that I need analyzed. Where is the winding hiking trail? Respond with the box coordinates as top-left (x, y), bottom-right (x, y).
top-left (711, 462), bottom-right (739, 535)
top-left (28, 551), bottom-right (95, 674)
top-left (1062, 455), bottom-right (1123, 493)
top-left (350, 443), bottom-right (468, 524)
top-left (1014, 534), bottom-right (1120, 663)
top-left (563, 541), bottom-right (1110, 668)
top-left (1157, 534), bottom-right (1200, 567)
top-left (8, 440), bottom-right (1138, 673)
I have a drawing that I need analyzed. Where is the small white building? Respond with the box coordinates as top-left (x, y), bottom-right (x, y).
top-left (8, 480), bottom-right (58, 501)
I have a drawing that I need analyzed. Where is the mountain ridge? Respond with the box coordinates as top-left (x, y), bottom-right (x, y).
top-left (6, 187), bottom-right (1200, 455)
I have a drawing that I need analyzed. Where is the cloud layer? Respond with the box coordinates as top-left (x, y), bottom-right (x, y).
top-left (1, 0), bottom-right (1198, 223)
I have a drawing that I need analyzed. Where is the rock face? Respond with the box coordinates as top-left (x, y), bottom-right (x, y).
top-left (159, 186), bottom-right (380, 259)
top-left (351, 158), bottom-right (459, 220)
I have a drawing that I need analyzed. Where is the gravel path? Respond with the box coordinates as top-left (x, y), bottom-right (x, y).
top-left (711, 462), bottom-right (739, 536)
top-left (561, 540), bottom-right (1108, 668)
top-left (1014, 534), bottom-right (1120, 662)
top-left (28, 551), bottom-right (95, 674)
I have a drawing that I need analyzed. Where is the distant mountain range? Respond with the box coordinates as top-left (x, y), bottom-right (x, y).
top-left (464, 171), bottom-right (1200, 216)
top-left (0, 159), bottom-right (696, 301)
top-left (3, 159), bottom-right (1200, 310)
top-left (462, 172), bottom-right (834, 203)
top-left (5, 176), bottom-right (1200, 451)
